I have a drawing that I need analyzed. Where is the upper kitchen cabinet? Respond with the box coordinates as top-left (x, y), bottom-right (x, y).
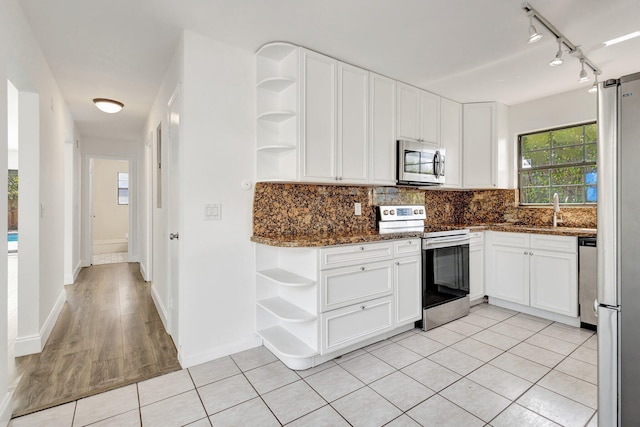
top-left (369, 73), bottom-right (396, 185)
top-left (440, 98), bottom-right (462, 188)
top-left (256, 43), bottom-right (300, 181)
top-left (396, 83), bottom-right (440, 146)
top-left (462, 102), bottom-right (511, 189)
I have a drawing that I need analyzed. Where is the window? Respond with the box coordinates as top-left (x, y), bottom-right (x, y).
top-left (118, 172), bottom-right (129, 205)
top-left (519, 122), bottom-right (597, 205)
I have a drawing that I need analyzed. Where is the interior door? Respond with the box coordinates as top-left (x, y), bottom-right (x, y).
top-left (167, 89), bottom-right (180, 343)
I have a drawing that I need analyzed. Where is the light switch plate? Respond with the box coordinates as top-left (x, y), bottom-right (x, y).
top-left (354, 202), bottom-right (362, 216)
top-left (204, 203), bottom-right (222, 221)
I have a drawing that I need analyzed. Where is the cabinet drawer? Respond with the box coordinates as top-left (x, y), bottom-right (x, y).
top-left (320, 295), bottom-right (393, 354)
top-left (530, 234), bottom-right (577, 253)
top-left (321, 261), bottom-right (393, 311)
top-left (491, 231), bottom-right (529, 248)
top-left (320, 242), bottom-right (393, 269)
top-left (470, 232), bottom-right (484, 248)
top-left (394, 239), bottom-right (421, 257)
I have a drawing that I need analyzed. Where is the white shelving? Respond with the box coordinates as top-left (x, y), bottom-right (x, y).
top-left (257, 326), bottom-right (316, 358)
top-left (257, 297), bottom-right (316, 322)
top-left (257, 111), bottom-right (296, 123)
top-left (257, 268), bottom-right (314, 287)
top-left (257, 77), bottom-right (296, 92)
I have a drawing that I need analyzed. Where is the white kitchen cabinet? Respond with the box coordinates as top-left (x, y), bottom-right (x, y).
top-left (337, 63), bottom-right (369, 183)
top-left (468, 231), bottom-right (485, 304)
top-left (462, 102), bottom-right (511, 189)
top-left (320, 261), bottom-right (393, 312)
top-left (440, 98), bottom-right (462, 188)
top-left (369, 73), bottom-right (396, 185)
top-left (396, 83), bottom-right (440, 146)
top-left (486, 232), bottom-right (578, 320)
top-left (300, 49), bottom-right (338, 182)
top-left (394, 255), bottom-right (421, 326)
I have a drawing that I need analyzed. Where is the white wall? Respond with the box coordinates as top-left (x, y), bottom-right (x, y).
top-left (64, 130), bottom-right (81, 285)
top-left (0, 0), bottom-right (76, 419)
top-left (92, 159), bottom-right (129, 253)
top-left (509, 88), bottom-right (597, 188)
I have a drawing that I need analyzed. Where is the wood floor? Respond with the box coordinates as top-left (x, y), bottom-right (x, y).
top-left (11, 262), bottom-right (180, 417)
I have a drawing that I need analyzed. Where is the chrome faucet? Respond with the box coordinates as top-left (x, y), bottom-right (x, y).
top-left (553, 192), bottom-right (563, 227)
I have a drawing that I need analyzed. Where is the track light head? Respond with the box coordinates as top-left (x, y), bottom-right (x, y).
top-left (588, 75), bottom-right (599, 94)
top-left (527, 14), bottom-right (542, 44)
top-left (579, 59), bottom-right (590, 83)
top-left (549, 39), bottom-right (564, 66)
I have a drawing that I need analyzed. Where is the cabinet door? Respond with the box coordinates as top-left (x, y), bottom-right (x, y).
top-left (440, 98), bottom-right (462, 188)
top-left (394, 256), bottom-right (422, 326)
top-left (463, 103), bottom-right (494, 188)
top-left (396, 83), bottom-right (421, 141)
top-left (337, 63), bottom-right (368, 183)
top-left (420, 91), bottom-right (440, 146)
top-left (530, 250), bottom-right (578, 317)
top-left (469, 245), bottom-right (485, 303)
top-left (301, 49), bottom-right (337, 182)
top-left (489, 245), bottom-right (529, 305)
top-left (369, 73), bottom-right (396, 185)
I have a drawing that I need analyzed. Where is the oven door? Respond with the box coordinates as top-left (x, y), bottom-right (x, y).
top-left (422, 238), bottom-right (470, 309)
top-left (397, 140), bottom-right (445, 185)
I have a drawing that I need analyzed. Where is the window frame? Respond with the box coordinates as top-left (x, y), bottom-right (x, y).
top-left (518, 121), bottom-right (597, 206)
top-left (117, 172), bottom-right (129, 206)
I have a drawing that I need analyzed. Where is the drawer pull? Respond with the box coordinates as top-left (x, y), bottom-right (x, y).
top-left (407, 241), bottom-right (412, 244)
top-left (359, 247), bottom-right (365, 251)
top-left (360, 305), bottom-right (366, 310)
top-left (395, 262), bottom-right (400, 266)
top-left (360, 266), bottom-right (365, 271)
top-left (524, 251), bottom-right (528, 255)
top-left (530, 252), bottom-right (534, 256)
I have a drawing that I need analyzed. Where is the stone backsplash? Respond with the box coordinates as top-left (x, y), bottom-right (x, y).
top-left (252, 183), bottom-right (597, 236)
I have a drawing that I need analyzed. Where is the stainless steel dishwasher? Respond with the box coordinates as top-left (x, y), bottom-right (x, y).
top-left (578, 237), bottom-right (597, 329)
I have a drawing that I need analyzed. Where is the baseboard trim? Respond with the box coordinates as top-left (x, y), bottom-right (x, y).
top-left (14, 334), bottom-right (41, 357)
top-left (488, 297), bottom-right (580, 327)
top-left (151, 285), bottom-right (169, 332)
top-left (0, 392), bottom-right (11, 427)
top-left (178, 335), bottom-right (263, 369)
top-left (140, 262), bottom-right (149, 282)
top-left (40, 290), bottom-right (66, 347)
top-left (64, 260), bottom-right (83, 285)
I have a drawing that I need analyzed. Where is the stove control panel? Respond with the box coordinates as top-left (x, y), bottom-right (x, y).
top-left (378, 205), bottom-right (426, 222)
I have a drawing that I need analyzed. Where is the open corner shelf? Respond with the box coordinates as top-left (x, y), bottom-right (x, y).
top-left (257, 297), bottom-right (316, 323)
top-left (257, 268), bottom-right (314, 287)
top-left (257, 326), bottom-right (316, 358)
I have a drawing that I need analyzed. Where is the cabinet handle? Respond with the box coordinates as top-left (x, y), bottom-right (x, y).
top-left (407, 241), bottom-right (412, 244)
top-left (395, 262), bottom-right (400, 265)
top-left (359, 247), bottom-right (365, 251)
top-left (360, 305), bottom-right (366, 310)
top-left (524, 251), bottom-right (528, 255)
top-left (360, 266), bottom-right (365, 271)
top-left (530, 252), bottom-right (534, 256)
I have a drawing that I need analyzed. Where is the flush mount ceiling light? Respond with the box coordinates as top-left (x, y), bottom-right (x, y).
top-left (527, 12), bottom-right (543, 43)
top-left (578, 58), bottom-right (589, 83)
top-left (93, 98), bottom-right (124, 114)
top-left (522, 3), bottom-right (601, 87)
top-left (604, 31), bottom-right (640, 47)
top-left (549, 38), bottom-right (564, 66)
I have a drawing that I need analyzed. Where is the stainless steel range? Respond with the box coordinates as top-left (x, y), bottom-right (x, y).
top-left (378, 205), bottom-right (471, 330)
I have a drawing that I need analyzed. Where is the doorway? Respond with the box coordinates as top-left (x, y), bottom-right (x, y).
top-left (90, 159), bottom-right (130, 265)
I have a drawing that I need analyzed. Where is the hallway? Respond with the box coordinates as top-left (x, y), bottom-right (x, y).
top-left (11, 262), bottom-right (180, 417)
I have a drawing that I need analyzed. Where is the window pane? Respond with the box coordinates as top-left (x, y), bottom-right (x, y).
top-left (521, 187), bottom-right (550, 204)
top-left (552, 125), bottom-right (583, 147)
top-left (522, 133), bottom-right (550, 152)
top-left (118, 189), bottom-right (129, 205)
top-left (584, 124), bottom-right (597, 143)
top-left (586, 185), bottom-right (597, 203)
top-left (551, 166), bottom-right (584, 186)
top-left (585, 166), bottom-right (597, 185)
top-left (520, 170), bottom-right (550, 187)
top-left (521, 150), bottom-right (551, 168)
top-left (585, 143), bottom-right (597, 162)
top-left (552, 186), bottom-right (584, 204)
top-left (552, 146), bottom-right (583, 165)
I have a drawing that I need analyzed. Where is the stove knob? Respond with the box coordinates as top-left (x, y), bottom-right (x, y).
top-left (419, 209), bottom-right (424, 214)
top-left (414, 209), bottom-right (419, 214)
top-left (383, 210), bottom-right (389, 215)
top-left (390, 210), bottom-right (395, 215)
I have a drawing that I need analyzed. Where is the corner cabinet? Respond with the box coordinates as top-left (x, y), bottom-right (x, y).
top-left (255, 239), bottom-right (421, 370)
top-left (486, 232), bottom-right (578, 324)
top-left (462, 102), bottom-right (512, 189)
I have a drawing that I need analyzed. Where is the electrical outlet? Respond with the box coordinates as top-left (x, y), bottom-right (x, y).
top-left (354, 202), bottom-right (362, 216)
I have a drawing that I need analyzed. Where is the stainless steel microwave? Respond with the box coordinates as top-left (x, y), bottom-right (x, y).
top-left (396, 140), bottom-right (445, 185)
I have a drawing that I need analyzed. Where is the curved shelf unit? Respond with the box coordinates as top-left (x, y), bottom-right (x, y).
top-left (257, 268), bottom-right (315, 287)
top-left (256, 144), bottom-right (296, 153)
top-left (257, 43), bottom-right (297, 61)
top-left (257, 297), bottom-right (316, 323)
top-left (257, 77), bottom-right (296, 92)
top-left (257, 326), bottom-right (316, 358)
top-left (257, 111), bottom-right (296, 123)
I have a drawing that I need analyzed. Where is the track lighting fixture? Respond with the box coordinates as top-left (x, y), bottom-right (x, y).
top-left (579, 59), bottom-right (589, 83)
top-left (589, 74), bottom-right (599, 94)
top-left (522, 3), bottom-right (601, 85)
top-left (549, 39), bottom-right (564, 67)
top-left (527, 12), bottom-right (542, 44)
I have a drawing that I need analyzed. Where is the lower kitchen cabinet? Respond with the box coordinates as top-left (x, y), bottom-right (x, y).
top-left (255, 238), bottom-right (421, 369)
top-left (468, 231), bottom-right (485, 304)
top-left (487, 231), bottom-right (578, 322)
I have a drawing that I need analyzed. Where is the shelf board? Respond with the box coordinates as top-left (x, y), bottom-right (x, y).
top-left (257, 77), bottom-right (296, 92)
top-left (257, 326), bottom-right (316, 358)
top-left (257, 43), bottom-right (297, 61)
top-left (257, 111), bottom-right (296, 123)
top-left (257, 297), bottom-right (316, 323)
top-left (257, 268), bottom-right (315, 287)
top-left (257, 144), bottom-right (296, 153)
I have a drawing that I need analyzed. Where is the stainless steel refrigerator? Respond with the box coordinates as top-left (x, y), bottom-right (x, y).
top-left (597, 72), bottom-right (640, 426)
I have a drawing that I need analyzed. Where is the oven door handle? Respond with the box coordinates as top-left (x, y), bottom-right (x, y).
top-left (423, 236), bottom-right (471, 249)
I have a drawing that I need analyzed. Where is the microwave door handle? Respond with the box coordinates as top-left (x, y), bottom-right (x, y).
top-left (433, 151), bottom-right (440, 177)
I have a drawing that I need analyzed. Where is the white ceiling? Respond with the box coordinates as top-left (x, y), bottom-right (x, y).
top-left (17, 0), bottom-right (640, 140)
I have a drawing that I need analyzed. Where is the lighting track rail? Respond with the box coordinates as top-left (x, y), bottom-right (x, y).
top-left (522, 2), bottom-right (601, 77)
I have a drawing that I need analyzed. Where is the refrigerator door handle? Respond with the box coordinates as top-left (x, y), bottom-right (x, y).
top-left (594, 299), bottom-right (599, 318)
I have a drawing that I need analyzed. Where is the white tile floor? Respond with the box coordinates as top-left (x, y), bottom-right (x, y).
top-left (9, 304), bottom-right (599, 427)
top-left (92, 252), bottom-right (128, 265)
